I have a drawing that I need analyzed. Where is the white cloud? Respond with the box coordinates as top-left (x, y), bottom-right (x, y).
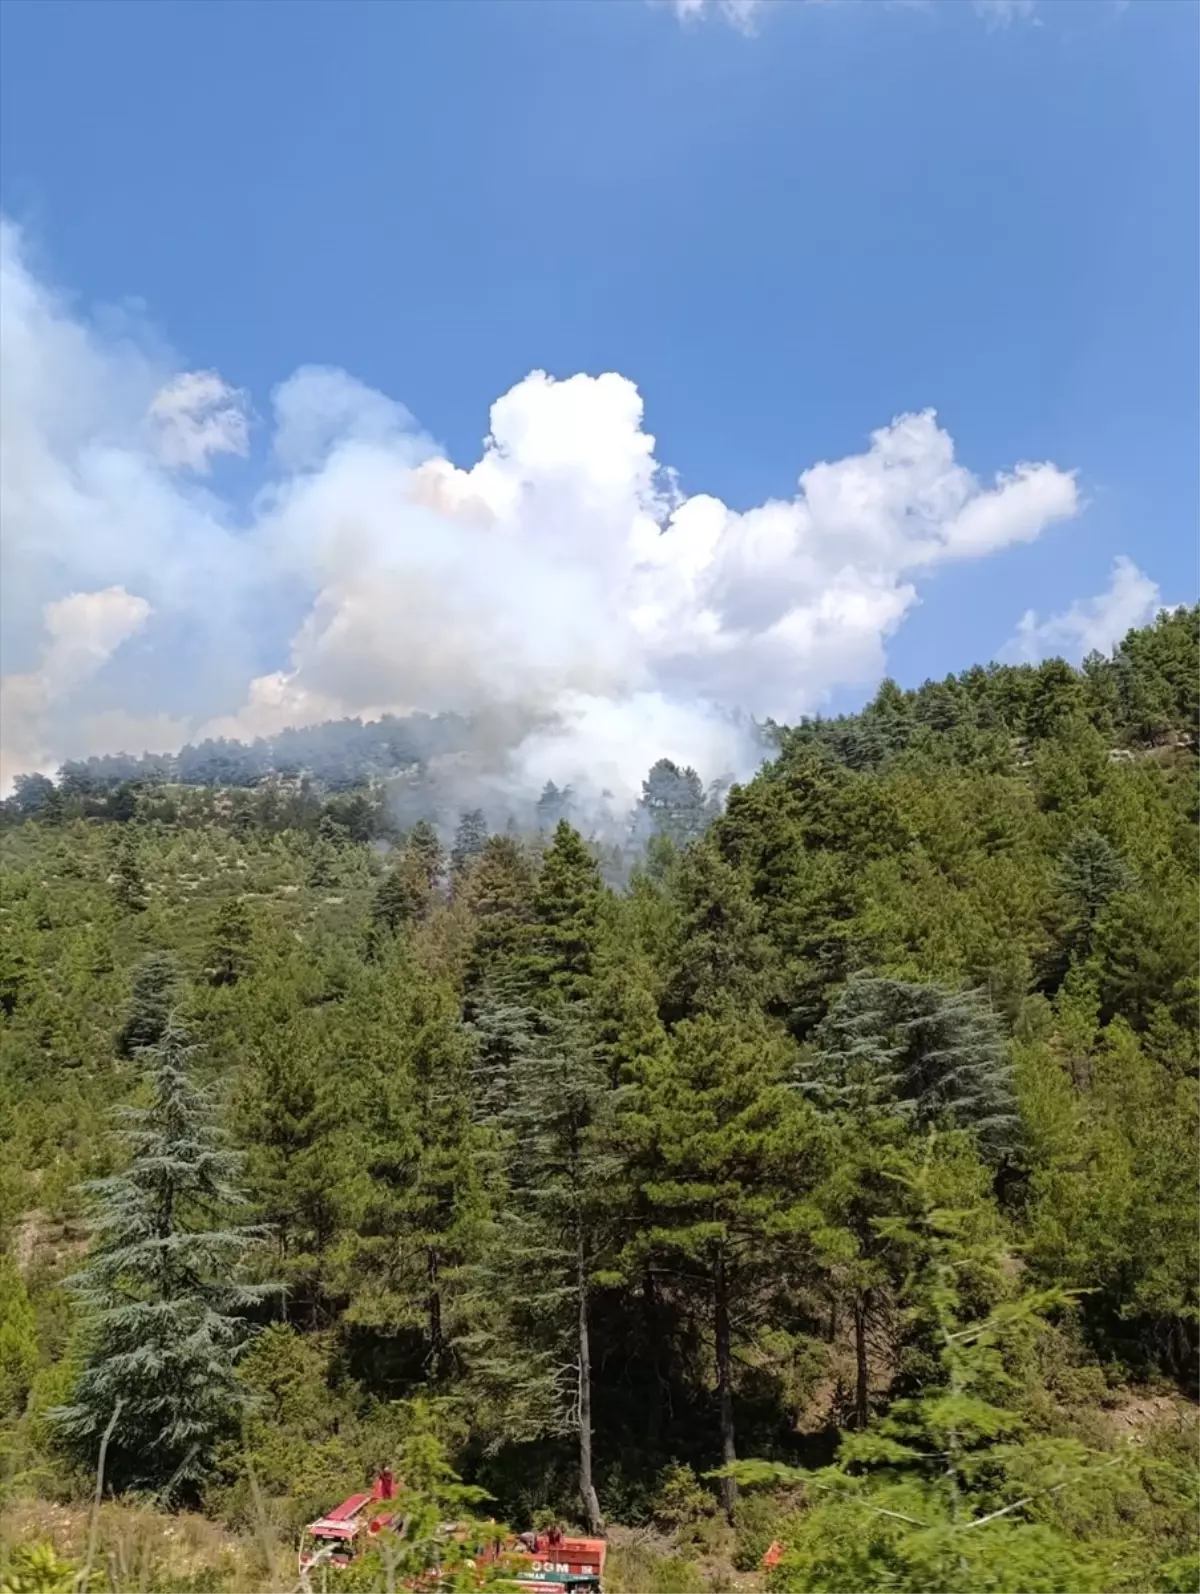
top-left (1002, 556), bottom-right (1161, 664)
top-left (972, 0), bottom-right (1038, 28)
top-left (666, 0), bottom-right (1052, 32)
top-left (0, 217), bottom-right (1086, 803)
top-left (149, 369), bottom-right (249, 471)
top-left (670, 0), bottom-right (766, 33)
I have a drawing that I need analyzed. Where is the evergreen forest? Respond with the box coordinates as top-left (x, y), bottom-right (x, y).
top-left (1, 607), bottom-right (1197, 1593)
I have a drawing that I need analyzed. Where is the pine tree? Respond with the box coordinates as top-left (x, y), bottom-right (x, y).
top-left (624, 1004), bottom-right (826, 1518)
top-left (635, 759), bottom-right (709, 849)
top-left (364, 825), bottom-right (446, 946)
top-left (370, 857), bottom-right (426, 939)
top-left (811, 1114), bottom-right (910, 1433)
top-left (466, 999), bottom-right (617, 1534)
top-left (464, 822), bottom-right (613, 1531)
top-left (9, 772), bottom-right (57, 818)
top-left (1092, 885), bottom-right (1199, 1035)
top-left (204, 898), bottom-right (255, 987)
top-left (110, 831), bottom-right (146, 912)
top-left (733, 1136), bottom-right (1123, 1594)
top-left (463, 835), bottom-right (536, 1000)
top-left (51, 1019), bottom-right (271, 1496)
top-left (117, 950), bottom-right (181, 1057)
top-left (522, 821), bottom-right (607, 1002)
top-left (660, 840), bottom-right (770, 1023)
top-left (536, 781), bottom-right (573, 831)
top-left (812, 976), bottom-right (1018, 1160)
top-left (589, 942), bottom-right (671, 1093)
top-left (406, 820), bottom-right (446, 894)
top-left (451, 809), bottom-right (490, 876)
top-left (307, 835), bottom-right (340, 889)
top-left (1058, 829), bottom-right (1134, 952)
top-left (344, 966), bottom-right (491, 1381)
top-left (236, 1011), bottom-right (359, 1324)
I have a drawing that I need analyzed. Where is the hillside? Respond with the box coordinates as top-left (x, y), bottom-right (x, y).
top-left (1, 607), bottom-right (1197, 1594)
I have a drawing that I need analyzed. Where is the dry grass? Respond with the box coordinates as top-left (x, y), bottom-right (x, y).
top-left (603, 1523), bottom-right (760, 1594)
top-left (0, 1496), bottom-right (278, 1592)
top-left (1, 1500), bottom-right (768, 1594)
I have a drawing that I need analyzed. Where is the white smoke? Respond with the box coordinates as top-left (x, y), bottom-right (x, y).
top-left (1, 218), bottom-right (1083, 801)
top-left (1003, 556), bottom-right (1162, 664)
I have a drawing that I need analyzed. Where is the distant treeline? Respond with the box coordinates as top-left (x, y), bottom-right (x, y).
top-left (16, 710), bottom-right (474, 799)
top-left (4, 607), bottom-right (1195, 823)
top-left (771, 603), bottom-right (1197, 771)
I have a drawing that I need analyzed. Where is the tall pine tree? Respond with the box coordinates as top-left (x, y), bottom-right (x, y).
top-left (465, 822), bottom-right (614, 1532)
top-left (117, 950), bottom-right (181, 1057)
top-left (343, 961), bottom-right (492, 1382)
top-left (52, 1019), bottom-right (271, 1496)
top-left (451, 809), bottom-right (490, 877)
top-left (624, 1004), bottom-right (827, 1519)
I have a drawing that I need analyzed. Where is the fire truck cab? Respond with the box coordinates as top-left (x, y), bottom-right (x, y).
top-left (298, 1477), bottom-right (397, 1577)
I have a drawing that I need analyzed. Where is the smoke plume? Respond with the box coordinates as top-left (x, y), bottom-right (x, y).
top-left (0, 218), bottom-right (1083, 801)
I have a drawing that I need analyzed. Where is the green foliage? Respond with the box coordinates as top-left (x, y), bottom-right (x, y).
top-left (203, 899), bottom-right (255, 988)
top-left (339, 959), bottom-right (491, 1381)
top-left (370, 857), bottom-right (426, 938)
top-left (0, 611), bottom-right (1194, 1590)
top-left (118, 951), bottom-right (183, 1057)
top-left (50, 1018), bottom-right (273, 1496)
top-left (522, 821), bottom-right (607, 1001)
top-left (210, 1324), bottom-right (403, 1533)
top-left (0, 1256), bottom-right (37, 1417)
top-left (1058, 828), bottom-right (1134, 936)
top-left (464, 823), bottom-right (615, 1530)
top-left (0, 1541), bottom-right (91, 1594)
top-left (624, 1001), bottom-right (828, 1514)
top-left (109, 830), bottom-right (147, 913)
top-left (730, 1137), bottom-right (1134, 1593)
top-left (635, 760), bottom-right (712, 850)
top-left (406, 820), bottom-right (446, 894)
top-left (812, 975), bottom-right (1018, 1157)
top-left (451, 809), bottom-right (490, 875)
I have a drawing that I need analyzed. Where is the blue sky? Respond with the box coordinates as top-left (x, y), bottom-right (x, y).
top-left (0, 0), bottom-right (1195, 791)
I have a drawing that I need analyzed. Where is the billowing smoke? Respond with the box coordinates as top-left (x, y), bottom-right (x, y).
top-left (1, 218), bottom-right (1085, 805)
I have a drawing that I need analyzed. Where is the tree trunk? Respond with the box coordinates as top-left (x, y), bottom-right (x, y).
top-left (853, 1290), bottom-right (871, 1430)
top-left (643, 1270), bottom-right (665, 1451)
top-left (427, 1246), bottom-right (445, 1380)
top-left (577, 1238), bottom-right (604, 1535)
top-left (714, 1250), bottom-right (737, 1521)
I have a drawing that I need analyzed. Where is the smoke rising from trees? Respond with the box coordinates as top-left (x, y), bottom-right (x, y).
top-left (2, 219), bottom-right (1086, 801)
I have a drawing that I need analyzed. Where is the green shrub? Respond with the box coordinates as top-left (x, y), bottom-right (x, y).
top-left (732, 1489), bottom-right (792, 1571)
top-left (0, 1542), bottom-right (92, 1594)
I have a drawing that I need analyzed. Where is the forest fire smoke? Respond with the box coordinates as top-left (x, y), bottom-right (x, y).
top-left (1, 220), bottom-right (1083, 800)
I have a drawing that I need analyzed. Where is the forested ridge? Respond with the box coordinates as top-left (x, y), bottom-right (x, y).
top-left (1, 607), bottom-right (1197, 1593)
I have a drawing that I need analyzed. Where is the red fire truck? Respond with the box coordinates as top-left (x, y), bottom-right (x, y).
top-left (501, 1527), bottom-right (607, 1592)
top-left (298, 1477), bottom-right (605, 1592)
top-left (298, 1481), bottom-right (398, 1576)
